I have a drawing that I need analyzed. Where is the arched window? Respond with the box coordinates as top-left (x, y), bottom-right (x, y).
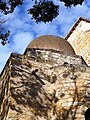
top-left (85, 108), bottom-right (90, 120)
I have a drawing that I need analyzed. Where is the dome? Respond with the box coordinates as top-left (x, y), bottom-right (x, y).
top-left (26, 35), bottom-right (75, 55)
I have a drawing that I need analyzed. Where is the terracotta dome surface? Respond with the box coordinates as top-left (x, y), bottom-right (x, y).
top-left (27, 35), bottom-right (75, 55)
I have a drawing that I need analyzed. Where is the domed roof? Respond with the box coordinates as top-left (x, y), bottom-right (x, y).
top-left (26, 35), bottom-right (75, 55)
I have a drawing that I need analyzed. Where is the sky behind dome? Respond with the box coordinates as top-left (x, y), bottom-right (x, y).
top-left (0, 0), bottom-right (90, 72)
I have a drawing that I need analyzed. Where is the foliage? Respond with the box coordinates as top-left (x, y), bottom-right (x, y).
top-left (0, 0), bottom-right (84, 22)
top-left (0, 0), bottom-right (85, 45)
top-left (0, 30), bottom-right (10, 46)
top-left (60, 0), bottom-right (84, 7)
top-left (0, 0), bottom-right (24, 45)
top-left (0, 0), bottom-right (23, 15)
top-left (0, 18), bottom-right (10, 45)
top-left (28, 1), bottom-right (59, 23)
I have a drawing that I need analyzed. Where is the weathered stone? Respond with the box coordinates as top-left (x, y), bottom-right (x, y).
top-left (67, 20), bottom-right (90, 66)
top-left (0, 17), bottom-right (90, 120)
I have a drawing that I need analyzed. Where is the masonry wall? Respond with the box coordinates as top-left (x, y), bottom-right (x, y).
top-left (6, 50), bottom-right (90, 120)
top-left (24, 48), bottom-right (86, 65)
top-left (67, 20), bottom-right (90, 66)
top-left (0, 59), bottom-right (11, 120)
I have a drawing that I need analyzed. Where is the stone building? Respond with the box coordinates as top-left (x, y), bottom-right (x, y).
top-left (0, 17), bottom-right (90, 120)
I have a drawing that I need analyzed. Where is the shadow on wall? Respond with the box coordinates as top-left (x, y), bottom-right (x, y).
top-left (10, 69), bottom-right (52, 118)
top-left (0, 61), bottom-right (10, 120)
top-left (0, 78), bottom-right (10, 120)
top-left (10, 56), bottom-right (90, 119)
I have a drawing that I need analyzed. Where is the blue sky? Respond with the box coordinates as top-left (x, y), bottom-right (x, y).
top-left (0, 0), bottom-right (90, 72)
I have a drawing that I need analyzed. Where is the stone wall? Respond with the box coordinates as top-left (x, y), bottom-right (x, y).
top-left (25, 48), bottom-right (86, 66)
top-left (0, 58), bottom-right (11, 120)
top-left (5, 50), bottom-right (90, 120)
top-left (0, 49), bottom-right (90, 120)
top-left (67, 20), bottom-right (90, 66)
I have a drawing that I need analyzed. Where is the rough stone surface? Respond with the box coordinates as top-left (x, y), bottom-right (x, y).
top-left (0, 59), bottom-right (11, 120)
top-left (67, 20), bottom-right (90, 66)
top-left (0, 49), bottom-right (90, 120)
top-left (0, 17), bottom-right (90, 120)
